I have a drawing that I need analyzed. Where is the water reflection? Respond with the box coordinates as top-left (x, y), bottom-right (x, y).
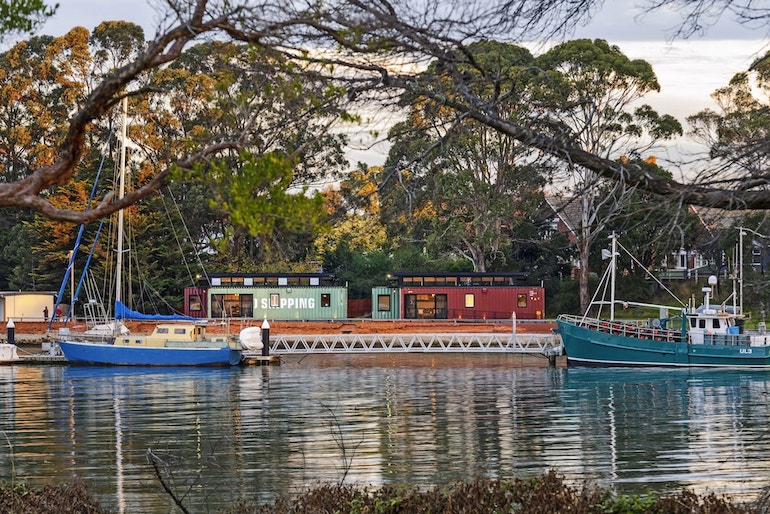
top-left (0, 358), bottom-right (767, 512)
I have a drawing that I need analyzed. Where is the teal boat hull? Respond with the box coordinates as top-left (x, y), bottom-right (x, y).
top-left (556, 318), bottom-right (770, 368)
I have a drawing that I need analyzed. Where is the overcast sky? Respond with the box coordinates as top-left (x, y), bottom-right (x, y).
top-left (31, 0), bottom-right (770, 165)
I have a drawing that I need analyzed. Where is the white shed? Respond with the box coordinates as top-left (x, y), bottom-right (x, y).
top-left (0, 292), bottom-right (56, 322)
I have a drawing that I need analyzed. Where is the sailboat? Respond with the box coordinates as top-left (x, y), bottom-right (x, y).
top-left (556, 233), bottom-right (770, 367)
top-left (56, 98), bottom-right (243, 366)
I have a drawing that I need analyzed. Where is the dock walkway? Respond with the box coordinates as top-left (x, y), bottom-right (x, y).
top-left (262, 332), bottom-right (562, 356)
top-left (9, 328), bottom-right (563, 364)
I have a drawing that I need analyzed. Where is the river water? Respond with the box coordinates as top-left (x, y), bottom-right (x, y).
top-left (1, 354), bottom-right (769, 512)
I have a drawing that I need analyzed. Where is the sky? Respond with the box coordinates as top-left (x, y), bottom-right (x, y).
top-left (31, 0), bottom-right (770, 166)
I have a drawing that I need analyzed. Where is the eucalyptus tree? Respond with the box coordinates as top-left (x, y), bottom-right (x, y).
top-left (533, 39), bottom-right (682, 311)
top-left (687, 54), bottom-right (770, 312)
top-left (0, 0), bottom-right (768, 230)
top-left (144, 40), bottom-right (349, 268)
top-left (382, 41), bottom-right (553, 272)
top-left (0, 29), bottom-right (101, 290)
top-left (688, 56), bottom-right (770, 201)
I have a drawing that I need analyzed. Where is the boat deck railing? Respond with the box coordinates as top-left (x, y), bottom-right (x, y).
top-left (558, 314), bottom-right (681, 342)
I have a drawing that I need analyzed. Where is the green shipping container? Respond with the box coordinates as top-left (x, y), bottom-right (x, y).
top-left (371, 286), bottom-right (400, 319)
top-left (209, 286), bottom-right (347, 320)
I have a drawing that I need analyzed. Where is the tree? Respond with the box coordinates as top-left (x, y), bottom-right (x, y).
top-left (533, 39), bottom-right (682, 311)
top-left (0, 0), bottom-right (56, 39)
top-left (0, 0), bottom-right (768, 229)
top-left (201, 152), bottom-right (328, 268)
top-left (383, 41), bottom-right (552, 272)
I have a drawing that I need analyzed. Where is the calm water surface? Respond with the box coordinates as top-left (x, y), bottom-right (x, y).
top-left (0, 354), bottom-right (769, 512)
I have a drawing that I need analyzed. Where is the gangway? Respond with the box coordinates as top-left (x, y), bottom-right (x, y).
top-left (261, 332), bottom-right (562, 356)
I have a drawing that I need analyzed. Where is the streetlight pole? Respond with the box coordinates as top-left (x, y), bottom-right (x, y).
top-left (738, 226), bottom-right (768, 315)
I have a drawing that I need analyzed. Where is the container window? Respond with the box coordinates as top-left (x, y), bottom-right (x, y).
top-left (517, 294), bottom-right (527, 308)
top-left (270, 293), bottom-right (280, 308)
top-left (378, 295), bottom-right (391, 311)
top-left (189, 295), bottom-right (202, 311)
top-left (321, 293), bottom-right (331, 307)
top-left (465, 293), bottom-right (475, 308)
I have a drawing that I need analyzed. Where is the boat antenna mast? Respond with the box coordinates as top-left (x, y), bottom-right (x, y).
top-left (609, 232), bottom-right (617, 321)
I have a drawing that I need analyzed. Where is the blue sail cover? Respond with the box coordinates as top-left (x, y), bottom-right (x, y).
top-left (115, 300), bottom-right (196, 321)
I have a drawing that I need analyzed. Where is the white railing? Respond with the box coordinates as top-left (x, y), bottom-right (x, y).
top-left (256, 332), bottom-right (562, 356)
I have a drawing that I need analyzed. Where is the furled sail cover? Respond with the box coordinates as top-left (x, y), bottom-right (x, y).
top-left (115, 300), bottom-right (196, 321)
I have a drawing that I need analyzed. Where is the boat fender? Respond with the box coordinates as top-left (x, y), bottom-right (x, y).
top-left (239, 326), bottom-right (264, 350)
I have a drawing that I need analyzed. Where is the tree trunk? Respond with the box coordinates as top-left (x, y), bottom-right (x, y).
top-left (579, 237), bottom-right (590, 314)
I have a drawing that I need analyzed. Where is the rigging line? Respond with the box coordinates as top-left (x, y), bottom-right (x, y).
top-left (616, 239), bottom-right (686, 308)
top-left (159, 190), bottom-right (196, 287)
top-left (50, 126), bottom-right (116, 330)
top-left (164, 186), bottom-right (210, 286)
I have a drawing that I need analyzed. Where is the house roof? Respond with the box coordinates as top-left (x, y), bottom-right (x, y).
top-left (544, 196), bottom-right (582, 241)
top-left (690, 206), bottom-right (749, 232)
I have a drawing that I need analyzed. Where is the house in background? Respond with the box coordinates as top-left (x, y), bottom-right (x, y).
top-left (543, 198), bottom-right (764, 282)
top-left (543, 196), bottom-right (581, 278)
top-left (691, 206), bottom-right (770, 275)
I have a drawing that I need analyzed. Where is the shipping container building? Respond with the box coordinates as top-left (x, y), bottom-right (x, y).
top-left (372, 272), bottom-right (544, 320)
top-left (183, 272), bottom-right (347, 320)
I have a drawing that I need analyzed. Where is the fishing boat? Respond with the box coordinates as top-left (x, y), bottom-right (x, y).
top-left (55, 99), bottom-right (243, 367)
top-left (556, 233), bottom-right (770, 368)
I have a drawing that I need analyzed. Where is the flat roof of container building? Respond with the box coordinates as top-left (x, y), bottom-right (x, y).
top-left (386, 272), bottom-right (530, 287)
top-left (201, 272), bottom-right (341, 286)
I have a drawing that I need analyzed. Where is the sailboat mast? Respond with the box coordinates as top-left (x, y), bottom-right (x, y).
top-left (115, 97), bottom-right (128, 308)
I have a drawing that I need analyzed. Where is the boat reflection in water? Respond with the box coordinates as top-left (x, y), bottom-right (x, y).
top-left (0, 358), bottom-right (768, 511)
top-left (560, 367), bottom-right (770, 497)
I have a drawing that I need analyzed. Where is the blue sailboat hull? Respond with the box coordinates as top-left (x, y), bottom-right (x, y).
top-left (58, 340), bottom-right (242, 367)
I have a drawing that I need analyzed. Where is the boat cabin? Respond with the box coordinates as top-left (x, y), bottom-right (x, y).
top-left (115, 323), bottom-right (233, 348)
top-left (686, 309), bottom-right (740, 345)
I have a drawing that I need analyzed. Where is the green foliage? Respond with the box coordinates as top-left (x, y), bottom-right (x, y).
top-left (321, 243), bottom-right (391, 299)
top-left (0, 212), bottom-right (36, 290)
top-left (598, 493), bottom-right (657, 513)
top-left (209, 152), bottom-right (325, 238)
top-left (0, 0), bottom-right (57, 37)
top-left (544, 277), bottom-right (581, 316)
